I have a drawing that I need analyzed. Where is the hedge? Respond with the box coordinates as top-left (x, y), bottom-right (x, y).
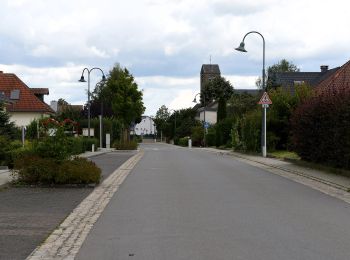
top-left (291, 85), bottom-right (350, 169)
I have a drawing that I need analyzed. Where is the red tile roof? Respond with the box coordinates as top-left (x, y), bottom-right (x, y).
top-left (0, 72), bottom-right (54, 113)
top-left (316, 60), bottom-right (350, 94)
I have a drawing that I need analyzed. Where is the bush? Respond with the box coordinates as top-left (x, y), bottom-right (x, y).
top-left (113, 140), bottom-right (138, 150)
top-left (215, 118), bottom-right (234, 147)
top-left (56, 157), bottom-right (101, 184)
top-left (178, 137), bottom-right (189, 147)
top-left (291, 85), bottom-right (350, 169)
top-left (191, 126), bottom-right (204, 146)
top-left (240, 109), bottom-right (261, 152)
top-left (15, 155), bottom-right (58, 184)
top-left (82, 137), bottom-right (99, 152)
top-left (14, 155), bottom-right (101, 185)
top-left (206, 127), bottom-right (216, 147)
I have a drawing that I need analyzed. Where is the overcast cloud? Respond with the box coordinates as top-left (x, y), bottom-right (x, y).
top-left (1, 0), bottom-right (350, 115)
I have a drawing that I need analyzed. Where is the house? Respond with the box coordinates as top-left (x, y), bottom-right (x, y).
top-left (134, 116), bottom-right (156, 136)
top-left (315, 60), bottom-right (350, 93)
top-left (195, 64), bottom-right (259, 125)
top-left (270, 65), bottom-right (340, 93)
top-left (0, 71), bottom-right (54, 126)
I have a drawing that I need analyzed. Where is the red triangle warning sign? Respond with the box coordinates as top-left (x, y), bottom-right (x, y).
top-left (258, 92), bottom-right (272, 105)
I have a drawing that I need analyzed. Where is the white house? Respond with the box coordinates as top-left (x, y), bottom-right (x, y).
top-left (0, 71), bottom-right (54, 126)
top-left (134, 116), bottom-right (156, 136)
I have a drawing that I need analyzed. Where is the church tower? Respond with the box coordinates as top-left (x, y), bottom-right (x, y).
top-left (200, 64), bottom-right (221, 97)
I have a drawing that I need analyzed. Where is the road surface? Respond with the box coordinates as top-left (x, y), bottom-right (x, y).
top-left (76, 143), bottom-right (350, 260)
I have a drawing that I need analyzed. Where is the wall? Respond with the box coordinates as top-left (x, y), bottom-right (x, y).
top-left (134, 116), bottom-right (157, 136)
top-left (9, 112), bottom-right (49, 127)
top-left (199, 110), bottom-right (217, 124)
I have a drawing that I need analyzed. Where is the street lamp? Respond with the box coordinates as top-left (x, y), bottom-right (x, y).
top-left (235, 31), bottom-right (267, 157)
top-left (193, 92), bottom-right (206, 147)
top-left (79, 67), bottom-right (106, 139)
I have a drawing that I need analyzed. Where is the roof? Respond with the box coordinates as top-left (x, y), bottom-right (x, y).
top-left (235, 89), bottom-right (261, 96)
top-left (316, 60), bottom-right (350, 93)
top-left (201, 64), bottom-right (220, 74)
top-left (0, 72), bottom-right (54, 113)
top-left (30, 88), bottom-right (49, 95)
top-left (271, 66), bottom-right (340, 94)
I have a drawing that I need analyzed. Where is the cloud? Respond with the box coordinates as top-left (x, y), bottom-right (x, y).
top-left (1, 0), bottom-right (350, 116)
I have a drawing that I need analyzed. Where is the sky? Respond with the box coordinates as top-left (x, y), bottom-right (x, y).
top-left (1, 0), bottom-right (350, 116)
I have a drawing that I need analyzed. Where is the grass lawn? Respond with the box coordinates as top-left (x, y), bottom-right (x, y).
top-left (269, 150), bottom-right (300, 160)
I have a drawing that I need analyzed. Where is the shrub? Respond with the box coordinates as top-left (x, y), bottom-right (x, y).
top-left (206, 127), bottom-right (216, 147)
top-left (113, 140), bottom-right (138, 150)
top-left (178, 137), bottom-right (189, 147)
top-left (81, 137), bottom-right (99, 152)
top-left (191, 126), bottom-right (204, 146)
top-left (240, 109), bottom-right (261, 152)
top-left (14, 155), bottom-right (101, 185)
top-left (291, 85), bottom-right (350, 169)
top-left (15, 155), bottom-right (58, 184)
top-left (215, 118), bottom-right (234, 147)
top-left (56, 157), bottom-right (101, 184)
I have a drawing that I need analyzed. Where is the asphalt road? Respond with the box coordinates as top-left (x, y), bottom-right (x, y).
top-left (0, 151), bottom-right (134, 260)
top-left (77, 143), bottom-right (350, 260)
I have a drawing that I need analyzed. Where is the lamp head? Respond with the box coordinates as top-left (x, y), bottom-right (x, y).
top-left (79, 75), bottom-right (86, 82)
top-left (192, 97), bottom-right (197, 103)
top-left (235, 41), bottom-right (247, 52)
top-left (102, 75), bottom-right (106, 82)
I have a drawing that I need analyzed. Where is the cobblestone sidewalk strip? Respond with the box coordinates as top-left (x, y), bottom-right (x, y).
top-left (26, 151), bottom-right (144, 260)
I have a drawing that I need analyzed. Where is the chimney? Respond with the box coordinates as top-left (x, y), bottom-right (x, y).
top-left (320, 65), bottom-right (328, 73)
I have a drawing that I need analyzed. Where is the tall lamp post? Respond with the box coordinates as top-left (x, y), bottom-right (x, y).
top-left (235, 31), bottom-right (267, 157)
top-left (193, 92), bottom-right (206, 147)
top-left (79, 67), bottom-right (106, 139)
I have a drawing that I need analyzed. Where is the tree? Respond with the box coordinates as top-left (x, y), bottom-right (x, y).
top-left (55, 98), bottom-right (83, 122)
top-left (267, 59), bottom-right (300, 89)
top-left (102, 64), bottom-right (145, 142)
top-left (154, 105), bottom-right (170, 138)
top-left (0, 102), bottom-right (18, 139)
top-left (202, 76), bottom-right (234, 122)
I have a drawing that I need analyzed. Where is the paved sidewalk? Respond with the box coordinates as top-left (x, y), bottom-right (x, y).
top-left (200, 147), bottom-right (350, 191)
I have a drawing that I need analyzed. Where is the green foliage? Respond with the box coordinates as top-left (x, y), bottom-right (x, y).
top-left (154, 105), bottom-right (170, 136)
top-left (227, 92), bottom-right (260, 119)
top-left (0, 102), bottom-right (20, 139)
top-left (113, 140), bottom-right (138, 150)
top-left (206, 127), bottom-right (216, 147)
top-left (103, 64), bottom-right (145, 129)
top-left (291, 84), bottom-right (350, 169)
top-left (215, 118), bottom-right (234, 147)
top-left (240, 109), bottom-right (261, 152)
top-left (267, 59), bottom-right (300, 90)
top-left (191, 126), bottom-right (204, 146)
top-left (202, 76), bottom-right (234, 122)
top-left (56, 157), bottom-right (101, 184)
top-left (26, 119), bottom-right (39, 140)
top-left (178, 137), bottom-right (189, 147)
top-left (166, 108), bottom-right (200, 140)
top-left (14, 155), bottom-right (101, 185)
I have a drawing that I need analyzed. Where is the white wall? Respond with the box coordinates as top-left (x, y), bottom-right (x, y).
top-left (134, 116), bottom-right (156, 136)
top-left (9, 112), bottom-right (49, 127)
top-left (200, 110), bottom-right (217, 124)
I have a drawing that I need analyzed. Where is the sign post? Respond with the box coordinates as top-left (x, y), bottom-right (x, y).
top-left (258, 92), bottom-right (272, 157)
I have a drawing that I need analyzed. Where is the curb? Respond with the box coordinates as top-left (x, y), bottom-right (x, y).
top-left (26, 150), bottom-right (144, 260)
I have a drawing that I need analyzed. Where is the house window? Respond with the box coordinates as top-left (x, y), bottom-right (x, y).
top-left (294, 81), bottom-right (305, 86)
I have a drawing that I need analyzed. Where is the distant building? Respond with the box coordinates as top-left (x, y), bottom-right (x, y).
top-left (200, 64), bottom-right (221, 95)
top-left (195, 64), bottom-right (259, 125)
top-left (271, 65), bottom-right (340, 94)
top-left (134, 116), bottom-right (156, 136)
top-left (0, 71), bottom-right (54, 126)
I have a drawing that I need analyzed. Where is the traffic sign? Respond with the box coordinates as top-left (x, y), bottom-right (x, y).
top-left (204, 122), bottom-right (210, 129)
top-left (258, 92), bottom-right (272, 105)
